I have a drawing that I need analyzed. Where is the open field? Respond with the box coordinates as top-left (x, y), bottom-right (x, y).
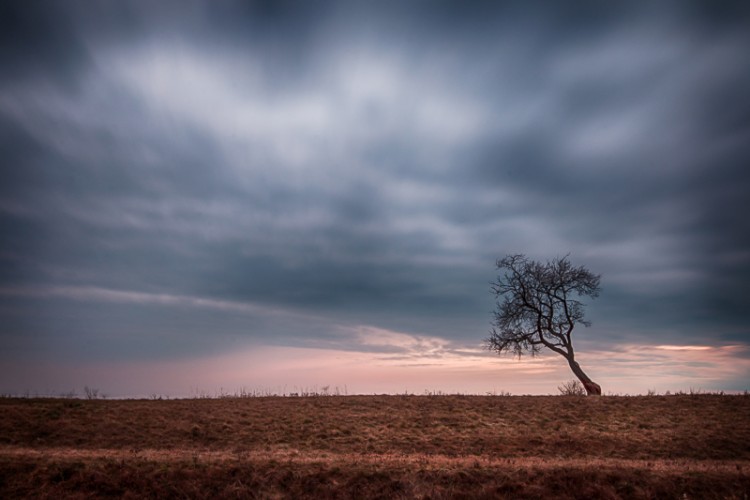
top-left (1, 395), bottom-right (748, 498)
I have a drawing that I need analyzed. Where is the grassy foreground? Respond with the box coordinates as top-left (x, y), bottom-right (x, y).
top-left (0, 394), bottom-right (748, 498)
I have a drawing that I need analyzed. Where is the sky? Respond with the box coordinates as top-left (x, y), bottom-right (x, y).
top-left (1, 1), bottom-right (749, 397)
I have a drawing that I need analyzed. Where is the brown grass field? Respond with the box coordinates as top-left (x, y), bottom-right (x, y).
top-left (1, 394), bottom-right (749, 498)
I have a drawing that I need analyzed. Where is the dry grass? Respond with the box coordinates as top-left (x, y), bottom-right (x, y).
top-left (1, 395), bottom-right (748, 498)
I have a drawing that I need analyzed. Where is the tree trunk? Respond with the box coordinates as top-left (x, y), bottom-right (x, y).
top-left (567, 359), bottom-right (601, 396)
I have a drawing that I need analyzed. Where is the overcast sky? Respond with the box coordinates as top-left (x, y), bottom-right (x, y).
top-left (2, 1), bottom-right (749, 396)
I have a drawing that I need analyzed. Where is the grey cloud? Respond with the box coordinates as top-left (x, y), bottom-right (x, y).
top-left (1, 0), bottom-right (749, 376)
top-left (0, 2), bottom-right (90, 88)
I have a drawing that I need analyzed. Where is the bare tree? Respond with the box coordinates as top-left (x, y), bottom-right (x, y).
top-left (486, 254), bottom-right (602, 395)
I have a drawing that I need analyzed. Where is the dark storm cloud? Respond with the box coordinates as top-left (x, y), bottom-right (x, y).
top-left (2, 0), bottom-right (750, 370)
top-left (0, 2), bottom-right (90, 87)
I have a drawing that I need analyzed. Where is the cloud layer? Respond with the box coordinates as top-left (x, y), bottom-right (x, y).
top-left (1, 1), bottom-right (749, 394)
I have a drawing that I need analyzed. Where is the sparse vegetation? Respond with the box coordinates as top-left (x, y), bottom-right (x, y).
top-left (558, 379), bottom-right (587, 396)
top-left (0, 394), bottom-right (748, 498)
top-left (82, 386), bottom-right (103, 400)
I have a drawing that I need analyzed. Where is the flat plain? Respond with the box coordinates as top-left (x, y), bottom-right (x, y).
top-left (1, 394), bottom-right (748, 498)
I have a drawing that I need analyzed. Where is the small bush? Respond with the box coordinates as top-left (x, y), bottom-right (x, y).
top-left (83, 386), bottom-right (101, 400)
top-left (558, 380), bottom-right (586, 396)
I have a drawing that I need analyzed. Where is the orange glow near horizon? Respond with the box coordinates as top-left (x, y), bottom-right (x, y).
top-left (654, 345), bottom-right (713, 351)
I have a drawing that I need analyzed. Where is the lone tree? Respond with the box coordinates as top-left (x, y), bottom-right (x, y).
top-left (486, 254), bottom-right (603, 395)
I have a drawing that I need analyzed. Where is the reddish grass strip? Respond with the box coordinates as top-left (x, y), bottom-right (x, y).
top-left (1, 446), bottom-right (747, 473)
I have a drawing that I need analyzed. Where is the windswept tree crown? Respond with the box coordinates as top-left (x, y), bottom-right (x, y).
top-left (486, 254), bottom-right (601, 359)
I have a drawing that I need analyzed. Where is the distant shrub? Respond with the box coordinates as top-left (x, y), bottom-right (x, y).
top-left (558, 380), bottom-right (586, 396)
top-left (486, 390), bottom-right (512, 397)
top-left (83, 386), bottom-right (102, 400)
